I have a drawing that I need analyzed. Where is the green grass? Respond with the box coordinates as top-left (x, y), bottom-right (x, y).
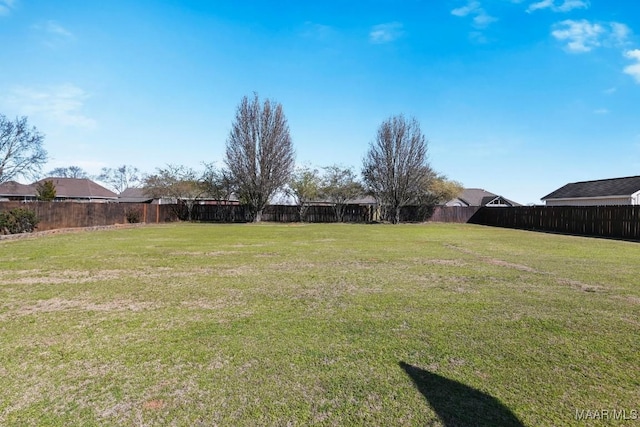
top-left (1, 223), bottom-right (638, 426)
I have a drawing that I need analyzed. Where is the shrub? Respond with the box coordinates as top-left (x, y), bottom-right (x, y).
top-left (125, 208), bottom-right (142, 224)
top-left (0, 208), bottom-right (39, 234)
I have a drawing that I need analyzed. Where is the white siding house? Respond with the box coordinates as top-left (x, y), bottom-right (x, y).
top-left (542, 176), bottom-right (640, 206)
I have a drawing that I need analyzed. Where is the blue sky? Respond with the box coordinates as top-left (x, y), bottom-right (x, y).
top-left (1, 0), bottom-right (639, 204)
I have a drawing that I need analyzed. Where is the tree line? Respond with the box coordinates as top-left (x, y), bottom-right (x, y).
top-left (1, 93), bottom-right (461, 223)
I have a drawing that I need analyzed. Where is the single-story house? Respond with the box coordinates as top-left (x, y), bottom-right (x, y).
top-left (118, 187), bottom-right (241, 205)
top-left (542, 175), bottom-right (640, 206)
top-left (0, 177), bottom-right (118, 202)
top-left (0, 181), bottom-right (38, 201)
top-left (118, 187), bottom-right (156, 204)
top-left (445, 188), bottom-right (520, 207)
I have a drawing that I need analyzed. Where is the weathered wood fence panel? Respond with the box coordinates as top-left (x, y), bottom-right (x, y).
top-left (191, 204), bottom-right (251, 222)
top-left (424, 206), bottom-right (481, 223)
top-left (0, 202), bottom-right (177, 231)
top-left (469, 206), bottom-right (640, 240)
top-left (1, 202), bottom-right (487, 232)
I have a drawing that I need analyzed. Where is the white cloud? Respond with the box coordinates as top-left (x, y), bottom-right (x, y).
top-left (301, 22), bottom-right (335, 41)
top-left (551, 20), bottom-right (603, 52)
top-left (474, 11), bottom-right (499, 28)
top-left (603, 87), bottom-right (617, 95)
top-left (451, 0), bottom-right (481, 17)
top-left (43, 20), bottom-right (73, 38)
top-left (369, 22), bottom-right (404, 44)
top-left (469, 31), bottom-right (489, 44)
top-left (556, 0), bottom-right (589, 12)
top-left (32, 20), bottom-right (74, 48)
top-left (551, 20), bottom-right (631, 53)
top-left (3, 84), bottom-right (96, 128)
top-left (527, 0), bottom-right (553, 12)
top-left (527, 0), bottom-right (589, 13)
top-left (0, 0), bottom-right (16, 16)
top-left (451, 1), bottom-right (498, 29)
top-left (610, 22), bottom-right (631, 45)
top-left (624, 49), bottom-right (640, 83)
top-left (593, 108), bottom-right (609, 115)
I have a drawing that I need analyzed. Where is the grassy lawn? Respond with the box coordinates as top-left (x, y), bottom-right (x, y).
top-left (1, 223), bottom-right (638, 426)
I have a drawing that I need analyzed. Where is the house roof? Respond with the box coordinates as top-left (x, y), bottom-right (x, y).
top-left (542, 176), bottom-right (640, 200)
top-left (453, 188), bottom-right (520, 207)
top-left (119, 187), bottom-right (146, 198)
top-left (34, 177), bottom-right (118, 199)
top-left (0, 181), bottom-right (37, 197)
top-left (118, 187), bottom-right (154, 203)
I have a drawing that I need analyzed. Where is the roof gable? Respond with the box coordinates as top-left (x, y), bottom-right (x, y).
top-left (34, 178), bottom-right (118, 199)
top-left (0, 181), bottom-right (37, 197)
top-left (459, 188), bottom-right (498, 206)
top-left (447, 188), bottom-right (520, 207)
top-left (542, 176), bottom-right (640, 200)
top-left (119, 187), bottom-right (147, 198)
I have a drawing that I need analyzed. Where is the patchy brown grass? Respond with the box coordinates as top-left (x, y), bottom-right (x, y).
top-left (0, 223), bottom-right (638, 426)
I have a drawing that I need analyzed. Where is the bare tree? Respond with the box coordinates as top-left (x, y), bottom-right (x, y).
top-left (322, 165), bottom-right (363, 222)
top-left (201, 162), bottom-right (235, 203)
top-left (143, 165), bottom-right (204, 221)
top-left (362, 115), bottom-right (435, 224)
top-left (225, 93), bottom-right (295, 222)
top-left (0, 114), bottom-right (47, 184)
top-left (98, 165), bottom-right (142, 194)
top-left (47, 166), bottom-right (88, 179)
top-left (288, 165), bottom-right (322, 222)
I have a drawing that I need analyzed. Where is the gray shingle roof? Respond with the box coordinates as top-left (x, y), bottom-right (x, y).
top-left (542, 176), bottom-right (640, 200)
top-left (34, 177), bottom-right (118, 199)
top-left (0, 181), bottom-right (37, 197)
top-left (454, 188), bottom-right (520, 207)
top-left (118, 187), bottom-right (154, 203)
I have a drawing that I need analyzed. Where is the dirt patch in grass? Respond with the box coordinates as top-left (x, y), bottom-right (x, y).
top-left (612, 295), bottom-right (640, 305)
top-left (485, 258), bottom-right (539, 273)
top-left (556, 278), bottom-right (604, 293)
top-left (0, 267), bottom-right (224, 286)
top-left (0, 269), bottom-right (129, 285)
top-left (0, 298), bottom-right (159, 320)
top-left (142, 399), bottom-right (165, 410)
top-left (444, 244), bottom-right (541, 273)
top-left (423, 259), bottom-right (468, 266)
top-left (218, 266), bottom-right (258, 277)
top-left (180, 296), bottom-right (247, 311)
top-left (169, 250), bottom-right (238, 257)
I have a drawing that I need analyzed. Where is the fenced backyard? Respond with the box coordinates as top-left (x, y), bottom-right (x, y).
top-left (1, 223), bottom-right (638, 426)
top-left (3, 201), bottom-right (640, 241)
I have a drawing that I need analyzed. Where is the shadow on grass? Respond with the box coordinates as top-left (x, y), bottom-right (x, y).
top-left (399, 362), bottom-right (524, 427)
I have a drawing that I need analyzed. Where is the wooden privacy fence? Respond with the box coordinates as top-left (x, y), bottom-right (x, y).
top-left (0, 202), bottom-right (177, 231)
top-left (262, 205), bottom-right (373, 223)
top-left (416, 206), bottom-right (481, 223)
top-left (191, 204), bottom-right (374, 223)
top-left (469, 205), bottom-right (640, 240)
top-left (1, 202), bottom-right (482, 232)
top-left (191, 205), bottom-right (481, 224)
top-left (191, 204), bottom-right (251, 223)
